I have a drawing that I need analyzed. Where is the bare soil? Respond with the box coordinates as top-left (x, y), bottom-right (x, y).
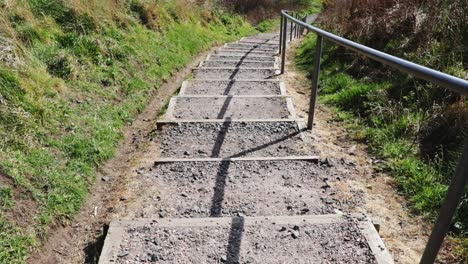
top-left (169, 97), bottom-right (290, 119)
top-left (181, 80), bottom-right (282, 96)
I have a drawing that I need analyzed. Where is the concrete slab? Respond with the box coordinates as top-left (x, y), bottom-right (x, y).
top-left (163, 96), bottom-right (294, 120)
top-left (100, 214), bottom-right (393, 264)
top-left (157, 121), bottom-right (313, 158)
top-left (193, 68), bottom-right (279, 79)
top-left (179, 80), bottom-right (286, 96)
top-left (208, 54), bottom-right (276, 62)
top-left (200, 60), bottom-right (277, 68)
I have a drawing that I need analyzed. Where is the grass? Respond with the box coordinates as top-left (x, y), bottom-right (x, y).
top-left (0, 1), bottom-right (257, 262)
top-left (295, 33), bottom-right (467, 260)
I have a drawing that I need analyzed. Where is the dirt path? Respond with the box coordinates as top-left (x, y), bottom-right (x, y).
top-left (32, 33), bottom-right (428, 264)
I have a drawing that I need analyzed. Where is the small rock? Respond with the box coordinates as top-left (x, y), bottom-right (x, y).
top-left (117, 251), bottom-right (129, 258)
top-left (291, 230), bottom-right (300, 239)
top-left (348, 145), bottom-right (357, 155)
top-left (180, 192), bottom-right (188, 198)
top-left (101, 176), bottom-right (110, 182)
top-left (278, 226), bottom-right (287, 232)
top-left (184, 151), bottom-right (190, 156)
top-left (220, 255), bottom-right (227, 262)
top-left (120, 196), bottom-right (128, 201)
top-left (292, 225), bottom-right (300, 231)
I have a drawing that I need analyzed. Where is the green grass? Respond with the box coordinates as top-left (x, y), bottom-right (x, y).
top-left (0, 1), bottom-right (257, 262)
top-left (295, 33), bottom-right (467, 259)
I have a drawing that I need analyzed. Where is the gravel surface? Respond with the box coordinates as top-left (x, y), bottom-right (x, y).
top-left (227, 44), bottom-right (278, 50)
top-left (202, 60), bottom-right (276, 68)
top-left (217, 50), bottom-right (278, 56)
top-left (115, 216), bottom-right (377, 264)
top-left (209, 55), bottom-right (276, 62)
top-left (182, 80), bottom-right (282, 95)
top-left (194, 69), bottom-right (278, 79)
top-left (135, 160), bottom-right (339, 218)
top-left (158, 121), bottom-right (312, 158)
top-left (170, 97), bottom-right (290, 119)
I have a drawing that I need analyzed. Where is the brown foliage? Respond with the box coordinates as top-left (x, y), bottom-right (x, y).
top-left (220, 0), bottom-right (311, 23)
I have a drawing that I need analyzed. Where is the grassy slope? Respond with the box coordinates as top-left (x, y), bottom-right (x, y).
top-left (295, 28), bottom-right (467, 261)
top-left (0, 1), bottom-right (256, 262)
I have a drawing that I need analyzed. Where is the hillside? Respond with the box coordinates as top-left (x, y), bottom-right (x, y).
top-left (0, 1), bottom-right (258, 262)
top-left (295, 0), bottom-right (467, 260)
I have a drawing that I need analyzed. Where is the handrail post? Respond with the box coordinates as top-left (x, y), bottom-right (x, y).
top-left (307, 35), bottom-right (322, 129)
top-left (420, 138), bottom-right (468, 264)
top-left (281, 14), bottom-right (288, 74)
top-left (289, 14), bottom-right (293, 41)
top-left (279, 15), bottom-right (283, 54)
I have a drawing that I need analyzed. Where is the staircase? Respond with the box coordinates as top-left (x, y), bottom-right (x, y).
top-left (99, 33), bottom-right (394, 264)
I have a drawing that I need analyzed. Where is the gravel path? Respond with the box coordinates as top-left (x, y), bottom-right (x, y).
top-left (158, 121), bottom-right (312, 158)
top-left (180, 80), bottom-right (283, 95)
top-left (170, 97), bottom-right (290, 119)
top-left (99, 32), bottom-right (392, 264)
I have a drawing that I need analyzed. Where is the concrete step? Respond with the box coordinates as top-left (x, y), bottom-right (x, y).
top-left (179, 80), bottom-right (286, 96)
top-left (193, 68), bottom-right (279, 80)
top-left (208, 54), bottom-right (276, 62)
top-left (216, 49), bottom-right (277, 57)
top-left (163, 96), bottom-right (295, 120)
top-left (157, 121), bottom-right (312, 159)
top-left (200, 60), bottom-right (276, 68)
top-left (100, 214), bottom-right (393, 264)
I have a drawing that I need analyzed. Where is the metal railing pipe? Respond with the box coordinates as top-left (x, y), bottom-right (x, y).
top-left (280, 10), bottom-right (468, 95)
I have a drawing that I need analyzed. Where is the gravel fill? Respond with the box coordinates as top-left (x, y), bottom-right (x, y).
top-left (227, 44), bottom-right (278, 50)
top-left (170, 97), bottom-right (290, 119)
top-left (209, 55), bottom-right (276, 62)
top-left (217, 50), bottom-right (277, 56)
top-left (158, 121), bottom-right (312, 158)
top-left (115, 216), bottom-right (377, 264)
top-left (202, 60), bottom-right (276, 68)
top-left (194, 69), bottom-right (278, 79)
top-left (138, 160), bottom-right (338, 218)
top-left (182, 80), bottom-right (282, 95)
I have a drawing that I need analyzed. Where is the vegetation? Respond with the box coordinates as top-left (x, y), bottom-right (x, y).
top-left (0, 0), bottom-right (257, 262)
top-left (296, 0), bottom-right (467, 260)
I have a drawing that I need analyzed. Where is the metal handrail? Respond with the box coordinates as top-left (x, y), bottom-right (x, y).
top-left (279, 10), bottom-right (468, 264)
